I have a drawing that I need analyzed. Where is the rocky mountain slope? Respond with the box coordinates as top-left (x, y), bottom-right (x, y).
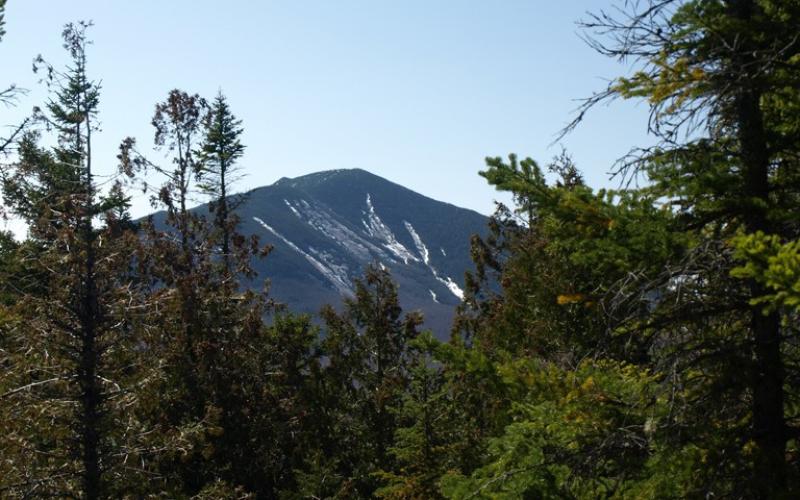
top-left (193, 169), bottom-right (488, 337)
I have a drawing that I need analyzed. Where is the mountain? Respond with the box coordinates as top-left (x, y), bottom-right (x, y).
top-left (190, 169), bottom-right (488, 337)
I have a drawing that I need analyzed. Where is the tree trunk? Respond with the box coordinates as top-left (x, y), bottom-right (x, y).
top-left (737, 83), bottom-right (786, 497)
top-left (79, 109), bottom-right (102, 499)
top-left (220, 157), bottom-right (230, 275)
top-left (79, 252), bottom-right (101, 500)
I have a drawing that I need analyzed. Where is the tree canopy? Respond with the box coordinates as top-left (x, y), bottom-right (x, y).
top-left (2, 2), bottom-right (800, 498)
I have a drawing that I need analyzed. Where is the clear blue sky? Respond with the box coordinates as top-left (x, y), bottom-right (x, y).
top-left (1, 0), bottom-right (652, 228)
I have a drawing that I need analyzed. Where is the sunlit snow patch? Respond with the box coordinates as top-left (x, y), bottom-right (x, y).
top-left (308, 246), bottom-right (351, 290)
top-left (403, 221), bottom-right (464, 300)
top-left (436, 275), bottom-right (464, 300)
top-left (253, 217), bottom-right (353, 294)
top-left (404, 221), bottom-right (430, 265)
top-left (284, 199), bottom-right (301, 218)
top-left (285, 198), bottom-right (384, 261)
top-left (362, 194), bottom-right (419, 264)
top-left (403, 220), bottom-right (464, 300)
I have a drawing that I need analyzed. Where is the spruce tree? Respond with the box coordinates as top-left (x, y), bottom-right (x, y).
top-left (197, 90), bottom-right (245, 275)
top-left (443, 158), bottom-right (681, 498)
top-left (120, 89), bottom-right (274, 496)
top-left (440, 2), bottom-right (800, 497)
top-left (311, 264), bottom-right (422, 497)
top-left (569, 1), bottom-right (800, 495)
top-left (0, 23), bottom-right (154, 498)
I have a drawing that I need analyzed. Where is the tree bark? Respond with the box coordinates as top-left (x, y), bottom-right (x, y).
top-left (220, 155), bottom-right (230, 275)
top-left (79, 102), bottom-right (102, 500)
top-left (736, 76), bottom-right (786, 500)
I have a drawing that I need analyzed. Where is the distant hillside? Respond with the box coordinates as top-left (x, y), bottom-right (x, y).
top-left (156, 169), bottom-right (488, 337)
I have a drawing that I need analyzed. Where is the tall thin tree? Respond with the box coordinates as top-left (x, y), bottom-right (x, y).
top-left (197, 90), bottom-right (245, 275)
top-left (565, 0), bottom-right (800, 495)
top-left (1, 22), bottom-right (152, 498)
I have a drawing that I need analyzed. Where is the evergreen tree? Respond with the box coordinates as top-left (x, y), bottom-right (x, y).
top-left (150, 90), bottom-right (207, 267)
top-left (197, 90), bottom-right (246, 275)
top-left (120, 89), bottom-right (278, 496)
top-left (440, 2), bottom-right (800, 497)
top-left (0, 23), bottom-right (155, 498)
top-left (569, 1), bottom-right (800, 495)
top-left (303, 264), bottom-right (422, 498)
top-left (440, 156), bottom-right (680, 498)
top-left (375, 332), bottom-right (501, 500)
top-left (123, 90), bottom-right (222, 493)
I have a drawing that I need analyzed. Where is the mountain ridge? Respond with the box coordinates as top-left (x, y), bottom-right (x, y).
top-left (161, 168), bottom-right (488, 337)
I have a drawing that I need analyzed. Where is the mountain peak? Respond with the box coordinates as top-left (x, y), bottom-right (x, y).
top-left (216, 169), bottom-right (487, 337)
top-left (273, 168), bottom-right (378, 189)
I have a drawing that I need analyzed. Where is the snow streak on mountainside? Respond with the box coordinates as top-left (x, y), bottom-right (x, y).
top-left (405, 221), bottom-right (430, 265)
top-left (284, 198), bottom-right (385, 261)
top-left (253, 217), bottom-right (353, 294)
top-left (363, 194), bottom-right (420, 265)
top-left (437, 275), bottom-right (465, 301)
top-left (259, 195), bottom-right (467, 300)
top-left (405, 220), bottom-right (464, 300)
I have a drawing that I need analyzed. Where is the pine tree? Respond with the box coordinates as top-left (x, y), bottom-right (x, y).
top-left (0, 23), bottom-right (155, 498)
top-left (120, 89), bottom-right (276, 496)
top-left (567, 1), bottom-right (800, 495)
top-left (441, 2), bottom-right (800, 497)
top-left (122, 90), bottom-right (219, 492)
top-left (441, 155), bottom-right (679, 498)
top-left (309, 265), bottom-right (422, 497)
top-left (197, 90), bottom-right (245, 275)
top-left (375, 333), bottom-right (472, 500)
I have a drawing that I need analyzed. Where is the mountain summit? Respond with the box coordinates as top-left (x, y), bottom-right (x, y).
top-left (208, 169), bottom-right (485, 336)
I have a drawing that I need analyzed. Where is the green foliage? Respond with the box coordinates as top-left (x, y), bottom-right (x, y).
top-left (0, 23), bottom-right (162, 498)
top-left (197, 91), bottom-right (245, 200)
top-left (732, 232), bottom-right (800, 312)
top-left (375, 333), bottom-right (483, 500)
top-left (566, 1), bottom-right (800, 496)
top-left (307, 264), bottom-right (423, 497)
top-left (441, 359), bottom-right (660, 499)
top-left (197, 91), bottom-right (246, 274)
top-left (3, 3), bottom-right (800, 498)
top-left (462, 153), bottom-right (684, 360)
